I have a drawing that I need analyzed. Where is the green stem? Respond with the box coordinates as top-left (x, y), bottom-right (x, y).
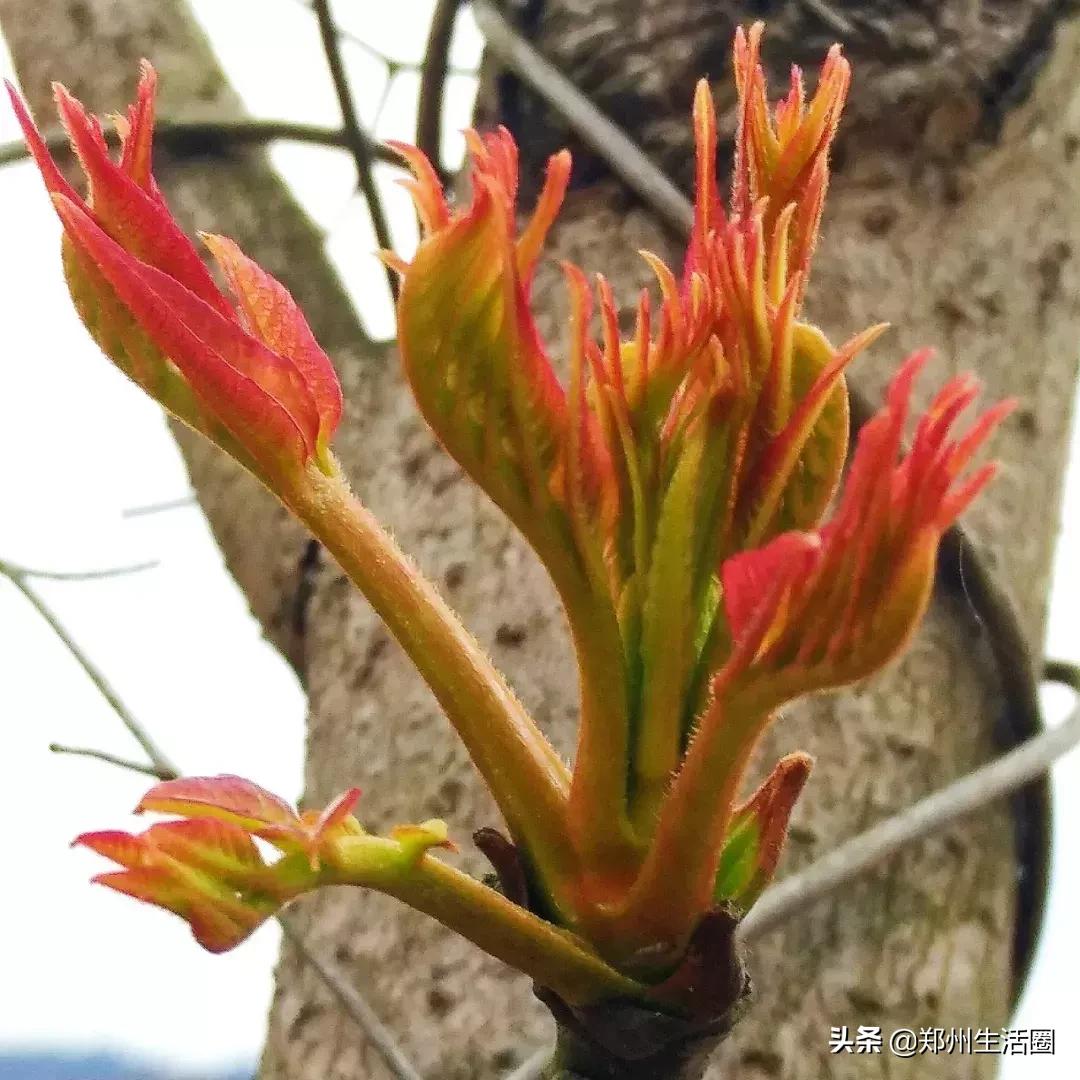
top-left (327, 835), bottom-right (640, 1006)
top-left (566, 631), bottom-right (641, 884)
top-left (605, 692), bottom-right (769, 956)
top-left (283, 465), bottom-right (580, 907)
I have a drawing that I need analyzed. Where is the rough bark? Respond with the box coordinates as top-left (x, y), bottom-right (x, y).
top-left (4, 2), bottom-right (1079, 1079)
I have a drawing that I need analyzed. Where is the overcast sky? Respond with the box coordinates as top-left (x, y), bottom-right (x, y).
top-left (0, 2), bottom-right (1077, 1076)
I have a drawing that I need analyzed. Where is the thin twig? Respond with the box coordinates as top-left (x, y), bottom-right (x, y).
top-left (48, 742), bottom-right (172, 779)
top-left (279, 914), bottom-right (426, 1080)
top-left (473, 0), bottom-right (694, 235)
top-left (740, 695), bottom-right (1080, 944)
top-left (417, 0), bottom-right (463, 177)
top-left (290, 0), bottom-right (474, 77)
top-left (121, 495), bottom-right (197, 518)
top-left (0, 561), bottom-right (179, 779)
top-left (292, 0), bottom-right (402, 67)
top-left (799, 0), bottom-right (856, 36)
top-left (0, 117), bottom-right (402, 172)
top-left (311, 0), bottom-right (399, 302)
top-left (0, 557), bottom-right (157, 581)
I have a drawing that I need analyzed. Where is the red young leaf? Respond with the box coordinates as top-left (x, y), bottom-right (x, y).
top-left (714, 751), bottom-right (812, 911)
top-left (202, 233), bottom-right (343, 453)
top-left (310, 787), bottom-right (363, 838)
top-left (8, 67), bottom-right (344, 481)
top-left (50, 82), bottom-right (231, 314)
top-left (144, 819), bottom-right (268, 884)
top-left (53, 195), bottom-right (315, 468)
top-left (114, 61), bottom-right (160, 196)
top-left (73, 829), bottom-right (154, 869)
top-left (137, 774), bottom-right (298, 829)
top-left (91, 868), bottom-right (267, 953)
top-left (718, 352), bottom-right (1012, 703)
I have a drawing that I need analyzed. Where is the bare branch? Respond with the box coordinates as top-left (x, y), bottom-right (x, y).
top-left (472, 0), bottom-right (693, 235)
top-left (0, 557), bottom-right (157, 581)
top-left (0, 117), bottom-right (402, 172)
top-left (417, 0), bottom-right (464, 176)
top-left (49, 742), bottom-right (172, 779)
top-left (311, 0), bottom-right (399, 301)
top-left (739, 693), bottom-right (1080, 944)
top-left (1, 560), bottom-right (179, 778)
top-left (121, 495), bottom-right (197, 518)
top-left (290, 0), bottom-right (473, 76)
top-left (799, 0), bottom-right (856, 36)
top-left (292, 0), bottom-right (401, 67)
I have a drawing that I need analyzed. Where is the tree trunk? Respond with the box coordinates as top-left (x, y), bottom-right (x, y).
top-left (4, 2), bottom-right (1079, 1078)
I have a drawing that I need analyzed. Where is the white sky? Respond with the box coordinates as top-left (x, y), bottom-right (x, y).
top-left (0, 1), bottom-right (1076, 1076)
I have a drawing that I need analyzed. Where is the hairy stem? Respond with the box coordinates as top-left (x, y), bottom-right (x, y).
top-left (282, 463), bottom-right (581, 907)
top-left (327, 835), bottom-right (640, 1006)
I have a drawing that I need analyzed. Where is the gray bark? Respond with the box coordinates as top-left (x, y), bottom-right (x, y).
top-left (3, 2), bottom-right (1079, 1078)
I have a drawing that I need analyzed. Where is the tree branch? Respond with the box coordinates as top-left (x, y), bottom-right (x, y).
top-left (311, 0), bottom-right (398, 301)
top-left (290, 0), bottom-right (474, 77)
top-left (1045, 657), bottom-right (1080, 691)
top-left (473, 0), bottom-right (693, 235)
top-left (416, 0), bottom-right (464, 176)
top-left (0, 116), bottom-right (401, 172)
top-left (0, 557), bottom-right (158, 581)
top-left (48, 742), bottom-right (173, 779)
top-left (0, 558), bottom-right (179, 779)
top-left (121, 495), bottom-right (197, 518)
